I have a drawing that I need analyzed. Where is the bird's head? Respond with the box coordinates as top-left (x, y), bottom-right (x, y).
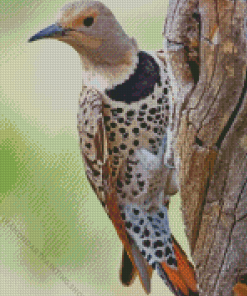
top-left (29, 1), bottom-right (138, 67)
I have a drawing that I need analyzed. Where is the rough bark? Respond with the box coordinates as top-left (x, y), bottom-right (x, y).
top-left (163, 0), bottom-right (247, 295)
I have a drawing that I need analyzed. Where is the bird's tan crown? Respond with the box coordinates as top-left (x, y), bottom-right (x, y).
top-left (58, 3), bottom-right (99, 30)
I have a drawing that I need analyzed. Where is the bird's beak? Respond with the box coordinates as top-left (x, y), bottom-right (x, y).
top-left (28, 23), bottom-right (67, 42)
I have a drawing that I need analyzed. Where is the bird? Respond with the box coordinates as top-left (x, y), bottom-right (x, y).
top-left (29, 1), bottom-right (199, 295)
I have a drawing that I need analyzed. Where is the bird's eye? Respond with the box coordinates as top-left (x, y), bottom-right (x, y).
top-left (83, 17), bottom-right (94, 27)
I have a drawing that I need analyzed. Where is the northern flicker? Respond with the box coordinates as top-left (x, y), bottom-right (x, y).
top-left (29, 1), bottom-right (198, 295)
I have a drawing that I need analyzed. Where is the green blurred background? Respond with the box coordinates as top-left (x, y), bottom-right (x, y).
top-left (0, 0), bottom-right (191, 295)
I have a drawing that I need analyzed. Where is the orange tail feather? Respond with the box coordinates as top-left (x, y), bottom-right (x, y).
top-left (161, 262), bottom-right (189, 295)
top-left (172, 237), bottom-right (198, 293)
top-left (159, 237), bottom-right (198, 296)
top-left (234, 283), bottom-right (247, 296)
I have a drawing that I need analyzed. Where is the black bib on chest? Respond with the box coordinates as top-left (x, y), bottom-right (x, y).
top-left (105, 51), bottom-right (161, 104)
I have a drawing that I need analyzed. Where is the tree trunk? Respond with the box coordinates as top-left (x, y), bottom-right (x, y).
top-left (163, 0), bottom-right (247, 295)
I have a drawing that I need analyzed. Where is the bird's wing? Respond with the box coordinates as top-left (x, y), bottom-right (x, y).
top-left (77, 87), bottom-right (108, 206)
top-left (77, 87), bottom-right (151, 293)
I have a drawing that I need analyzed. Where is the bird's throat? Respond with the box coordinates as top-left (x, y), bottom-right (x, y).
top-left (79, 46), bottom-right (139, 91)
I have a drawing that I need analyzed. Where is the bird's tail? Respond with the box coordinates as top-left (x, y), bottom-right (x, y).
top-left (156, 236), bottom-right (198, 296)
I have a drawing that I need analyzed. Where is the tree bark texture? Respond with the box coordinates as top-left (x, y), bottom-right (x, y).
top-left (163, 0), bottom-right (247, 295)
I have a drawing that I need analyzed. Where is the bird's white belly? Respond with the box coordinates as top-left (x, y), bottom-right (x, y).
top-left (117, 147), bottom-right (177, 211)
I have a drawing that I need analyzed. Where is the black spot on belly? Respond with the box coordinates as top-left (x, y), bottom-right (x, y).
top-left (129, 149), bottom-right (134, 155)
top-left (104, 116), bottom-right (110, 122)
top-left (120, 144), bottom-right (127, 150)
top-left (93, 170), bottom-right (100, 176)
top-left (125, 172), bottom-right (132, 179)
top-left (138, 181), bottom-right (145, 187)
top-left (132, 128), bottom-right (139, 135)
top-left (153, 240), bottom-right (163, 248)
top-left (144, 229), bottom-right (150, 237)
top-left (158, 212), bottom-right (165, 219)
top-left (140, 122), bottom-right (147, 129)
top-left (165, 246), bottom-right (172, 256)
top-left (105, 51), bottom-right (161, 104)
top-left (147, 254), bottom-right (152, 262)
top-left (167, 256), bottom-right (177, 266)
top-left (113, 146), bottom-right (119, 153)
top-left (87, 133), bottom-right (93, 138)
top-left (117, 179), bottom-right (123, 188)
top-left (155, 231), bottom-right (161, 237)
top-left (155, 250), bottom-right (163, 258)
top-left (139, 111), bottom-right (145, 116)
top-left (133, 209), bottom-right (139, 215)
top-left (119, 128), bottom-right (126, 134)
top-left (149, 108), bottom-right (157, 115)
top-left (127, 110), bottom-right (135, 117)
top-left (143, 240), bottom-right (151, 247)
top-left (110, 122), bottom-right (117, 128)
top-left (125, 221), bottom-right (132, 229)
top-left (132, 190), bottom-right (139, 196)
top-left (121, 213), bottom-right (126, 220)
top-left (133, 226), bottom-right (140, 233)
